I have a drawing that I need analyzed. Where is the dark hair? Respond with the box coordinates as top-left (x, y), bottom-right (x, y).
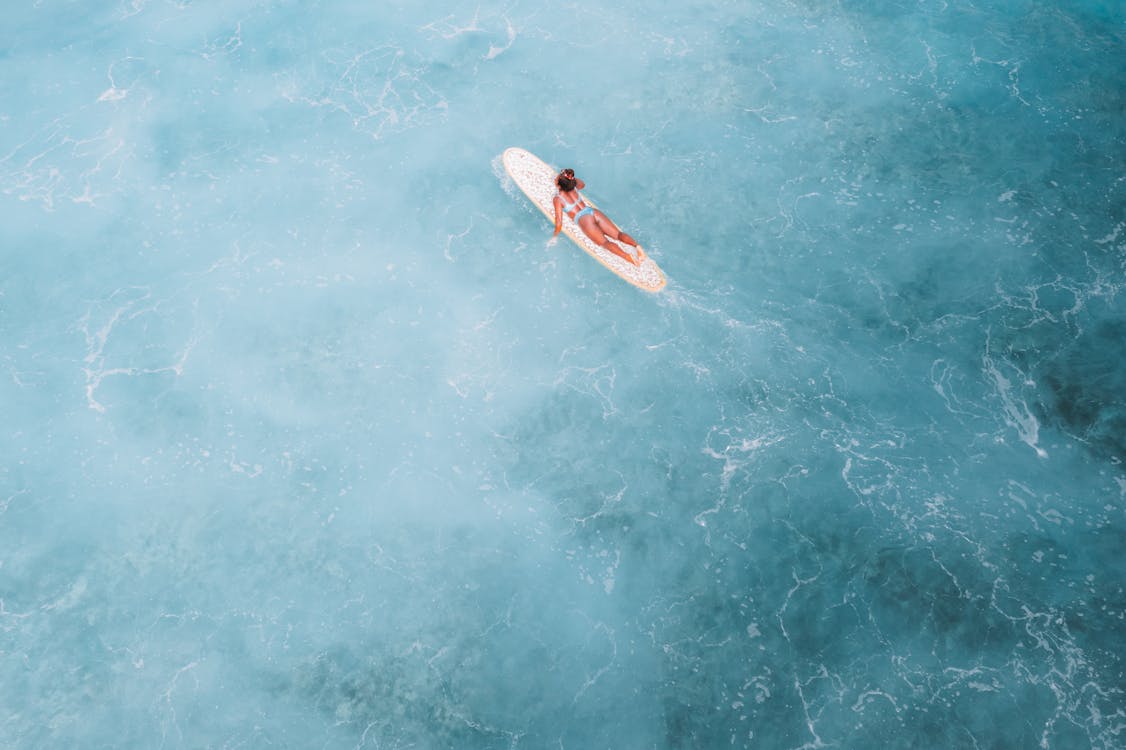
top-left (555, 168), bottom-right (577, 191)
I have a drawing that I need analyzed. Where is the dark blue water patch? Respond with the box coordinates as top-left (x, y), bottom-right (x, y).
top-left (863, 544), bottom-right (1006, 654)
top-left (1036, 315), bottom-right (1126, 462)
top-left (292, 644), bottom-right (504, 747)
top-left (519, 361), bottom-right (1126, 747)
top-left (1002, 524), bottom-right (1126, 669)
top-left (263, 521), bottom-right (667, 748)
top-left (714, 0), bottom-right (1126, 224)
top-left (634, 490), bottom-right (1118, 747)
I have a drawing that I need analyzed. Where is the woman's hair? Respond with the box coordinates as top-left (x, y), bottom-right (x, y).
top-left (555, 168), bottom-right (577, 191)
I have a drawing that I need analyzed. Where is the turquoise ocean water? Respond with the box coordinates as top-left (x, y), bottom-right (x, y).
top-left (2, 1), bottom-right (1124, 747)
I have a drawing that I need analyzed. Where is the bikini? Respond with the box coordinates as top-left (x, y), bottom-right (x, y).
top-left (558, 192), bottom-right (595, 221)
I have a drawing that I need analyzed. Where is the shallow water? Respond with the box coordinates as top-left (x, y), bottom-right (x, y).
top-left (2, 1), bottom-right (1124, 747)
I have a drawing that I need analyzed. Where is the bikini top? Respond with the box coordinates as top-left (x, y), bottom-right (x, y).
top-left (557, 192), bottom-right (587, 218)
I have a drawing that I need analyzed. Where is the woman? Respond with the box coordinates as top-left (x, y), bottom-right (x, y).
top-left (553, 168), bottom-right (646, 267)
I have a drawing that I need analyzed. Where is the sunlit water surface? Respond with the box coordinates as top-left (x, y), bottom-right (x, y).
top-left (2, 1), bottom-right (1124, 747)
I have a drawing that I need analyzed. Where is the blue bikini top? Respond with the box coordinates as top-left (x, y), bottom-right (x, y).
top-left (558, 192), bottom-right (587, 217)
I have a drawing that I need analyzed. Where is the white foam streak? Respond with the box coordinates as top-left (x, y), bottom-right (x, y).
top-left (982, 351), bottom-right (1048, 458)
top-left (485, 18), bottom-right (517, 60)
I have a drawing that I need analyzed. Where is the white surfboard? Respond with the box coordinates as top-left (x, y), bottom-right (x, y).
top-left (502, 147), bottom-right (667, 292)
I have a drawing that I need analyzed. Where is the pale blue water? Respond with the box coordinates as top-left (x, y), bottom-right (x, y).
top-left (2, 1), bottom-right (1124, 747)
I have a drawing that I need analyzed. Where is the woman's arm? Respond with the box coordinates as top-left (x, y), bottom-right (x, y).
top-left (552, 196), bottom-right (563, 235)
top-left (575, 178), bottom-right (586, 189)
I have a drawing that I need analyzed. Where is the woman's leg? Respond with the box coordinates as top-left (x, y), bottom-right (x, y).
top-left (592, 210), bottom-right (645, 261)
top-left (590, 208), bottom-right (644, 261)
top-left (578, 215), bottom-right (641, 265)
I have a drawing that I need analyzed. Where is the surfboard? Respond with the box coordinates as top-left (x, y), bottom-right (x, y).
top-left (502, 147), bottom-right (667, 292)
